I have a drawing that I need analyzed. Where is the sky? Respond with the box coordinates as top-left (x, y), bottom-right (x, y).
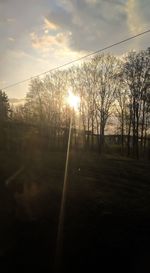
top-left (0, 0), bottom-right (149, 98)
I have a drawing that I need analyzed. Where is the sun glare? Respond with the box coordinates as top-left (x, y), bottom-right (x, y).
top-left (67, 89), bottom-right (80, 110)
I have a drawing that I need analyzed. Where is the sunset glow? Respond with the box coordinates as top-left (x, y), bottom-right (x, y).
top-left (67, 89), bottom-right (80, 111)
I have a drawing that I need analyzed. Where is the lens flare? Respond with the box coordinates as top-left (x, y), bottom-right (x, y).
top-left (67, 89), bottom-right (80, 110)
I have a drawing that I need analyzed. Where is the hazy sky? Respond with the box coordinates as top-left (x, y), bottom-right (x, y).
top-left (0, 0), bottom-right (149, 98)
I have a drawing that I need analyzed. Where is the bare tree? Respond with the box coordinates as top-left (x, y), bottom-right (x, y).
top-left (115, 83), bottom-right (129, 153)
top-left (92, 54), bottom-right (119, 152)
top-left (122, 48), bottom-right (150, 158)
top-left (0, 90), bottom-right (10, 122)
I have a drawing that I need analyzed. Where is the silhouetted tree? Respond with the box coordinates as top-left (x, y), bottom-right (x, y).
top-left (93, 54), bottom-right (119, 152)
top-left (122, 48), bottom-right (150, 158)
top-left (0, 90), bottom-right (10, 122)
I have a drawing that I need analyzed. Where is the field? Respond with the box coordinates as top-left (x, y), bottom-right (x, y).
top-left (0, 149), bottom-right (150, 272)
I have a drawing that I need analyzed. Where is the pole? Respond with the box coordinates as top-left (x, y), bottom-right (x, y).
top-left (54, 114), bottom-right (73, 272)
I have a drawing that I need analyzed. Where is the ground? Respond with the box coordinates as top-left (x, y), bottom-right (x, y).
top-left (0, 149), bottom-right (150, 272)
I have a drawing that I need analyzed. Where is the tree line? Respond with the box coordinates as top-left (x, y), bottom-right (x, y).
top-left (1, 47), bottom-right (150, 158)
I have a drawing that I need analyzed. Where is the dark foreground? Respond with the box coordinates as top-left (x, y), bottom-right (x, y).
top-left (0, 149), bottom-right (150, 273)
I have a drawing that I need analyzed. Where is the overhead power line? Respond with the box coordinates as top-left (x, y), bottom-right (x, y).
top-left (2, 29), bottom-right (150, 90)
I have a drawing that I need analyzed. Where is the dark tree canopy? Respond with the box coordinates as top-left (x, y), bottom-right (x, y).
top-left (0, 90), bottom-right (10, 122)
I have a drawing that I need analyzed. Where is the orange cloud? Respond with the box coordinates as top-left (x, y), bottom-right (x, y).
top-left (44, 18), bottom-right (59, 30)
top-left (30, 31), bottom-right (71, 51)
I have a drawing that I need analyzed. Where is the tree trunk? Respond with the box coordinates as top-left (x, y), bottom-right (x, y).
top-left (140, 100), bottom-right (145, 155)
top-left (91, 114), bottom-right (94, 150)
top-left (121, 109), bottom-right (124, 154)
top-left (99, 120), bottom-right (105, 153)
top-left (127, 110), bottom-right (132, 156)
top-left (135, 102), bottom-right (139, 159)
top-left (132, 98), bottom-right (136, 157)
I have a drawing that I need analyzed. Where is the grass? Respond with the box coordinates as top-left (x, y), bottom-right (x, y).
top-left (0, 148), bottom-right (150, 272)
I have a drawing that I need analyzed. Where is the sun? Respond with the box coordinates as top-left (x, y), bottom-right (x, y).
top-left (67, 89), bottom-right (80, 111)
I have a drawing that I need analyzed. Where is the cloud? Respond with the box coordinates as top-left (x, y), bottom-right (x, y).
top-left (124, 0), bottom-right (150, 49)
top-left (0, 0), bottom-right (150, 99)
top-left (0, 17), bottom-right (16, 25)
top-left (7, 50), bottom-right (29, 59)
top-left (125, 0), bottom-right (143, 34)
top-left (0, 80), bottom-right (6, 88)
top-left (43, 18), bottom-right (59, 31)
top-left (8, 37), bottom-right (15, 42)
top-left (42, 0), bottom-right (150, 54)
top-left (30, 31), bottom-right (72, 51)
top-left (44, 0), bottom-right (128, 52)
top-left (9, 98), bottom-right (25, 105)
top-left (7, 18), bottom-right (16, 23)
